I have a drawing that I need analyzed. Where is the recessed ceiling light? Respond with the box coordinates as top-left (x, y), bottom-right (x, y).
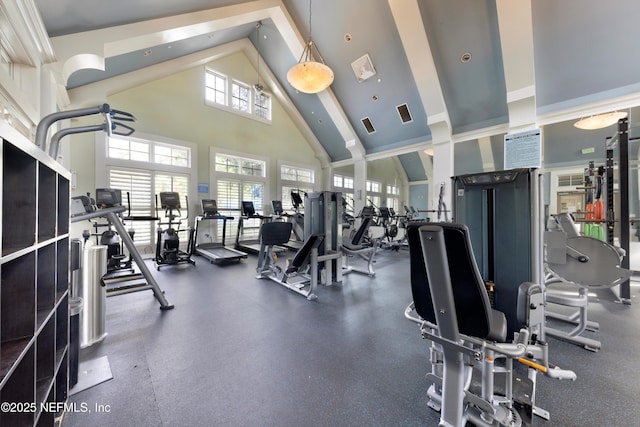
top-left (460, 52), bottom-right (472, 63)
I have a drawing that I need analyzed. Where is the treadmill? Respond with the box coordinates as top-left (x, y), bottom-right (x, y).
top-left (194, 199), bottom-right (248, 264)
top-left (235, 201), bottom-right (286, 255)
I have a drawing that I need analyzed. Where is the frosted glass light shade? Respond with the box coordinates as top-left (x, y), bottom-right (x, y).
top-left (574, 111), bottom-right (628, 130)
top-left (287, 61), bottom-right (334, 94)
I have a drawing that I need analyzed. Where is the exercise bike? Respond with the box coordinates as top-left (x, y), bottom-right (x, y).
top-left (154, 192), bottom-right (196, 270)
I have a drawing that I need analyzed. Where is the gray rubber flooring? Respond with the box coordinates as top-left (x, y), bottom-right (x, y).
top-left (62, 248), bottom-right (640, 426)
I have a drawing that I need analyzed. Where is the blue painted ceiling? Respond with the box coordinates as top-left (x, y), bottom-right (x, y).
top-left (34, 0), bottom-right (640, 180)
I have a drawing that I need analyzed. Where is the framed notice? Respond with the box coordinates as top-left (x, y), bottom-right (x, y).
top-left (504, 129), bottom-right (541, 169)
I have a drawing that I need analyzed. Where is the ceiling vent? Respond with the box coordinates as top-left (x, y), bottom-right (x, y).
top-left (397, 103), bottom-right (413, 124)
top-left (362, 117), bottom-right (376, 134)
top-left (351, 54), bottom-right (376, 82)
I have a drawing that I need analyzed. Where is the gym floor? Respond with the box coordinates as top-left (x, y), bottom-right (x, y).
top-left (62, 248), bottom-right (640, 426)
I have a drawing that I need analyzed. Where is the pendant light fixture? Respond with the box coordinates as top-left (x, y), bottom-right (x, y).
top-left (286, 0), bottom-right (334, 94)
top-left (574, 111), bottom-right (628, 130)
top-left (254, 21), bottom-right (264, 94)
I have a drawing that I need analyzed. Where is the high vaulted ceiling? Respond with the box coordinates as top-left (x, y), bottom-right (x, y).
top-left (34, 0), bottom-right (640, 178)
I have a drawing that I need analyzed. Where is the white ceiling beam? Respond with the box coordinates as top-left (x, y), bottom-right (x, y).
top-left (388, 0), bottom-right (451, 144)
top-left (50, 0), bottom-right (282, 84)
top-left (496, 0), bottom-right (536, 130)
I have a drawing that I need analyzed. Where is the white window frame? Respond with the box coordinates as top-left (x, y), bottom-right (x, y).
top-left (204, 67), bottom-right (272, 124)
top-left (278, 161), bottom-right (318, 212)
top-left (386, 184), bottom-right (400, 212)
top-left (204, 69), bottom-right (227, 106)
top-left (210, 147), bottom-right (269, 211)
top-left (210, 148), bottom-right (269, 241)
top-left (96, 132), bottom-right (198, 252)
top-left (333, 173), bottom-right (355, 215)
top-left (366, 179), bottom-right (382, 208)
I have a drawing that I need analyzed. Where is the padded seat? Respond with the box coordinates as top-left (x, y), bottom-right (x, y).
top-left (407, 222), bottom-right (507, 343)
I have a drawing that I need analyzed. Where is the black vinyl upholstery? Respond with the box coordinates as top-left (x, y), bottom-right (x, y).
top-left (408, 222), bottom-right (507, 342)
top-left (350, 216), bottom-right (373, 246)
top-left (261, 221), bottom-right (293, 246)
top-left (286, 234), bottom-right (324, 274)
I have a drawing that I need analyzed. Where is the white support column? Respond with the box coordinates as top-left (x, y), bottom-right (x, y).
top-left (353, 158), bottom-right (367, 216)
top-left (390, 0), bottom-right (453, 213)
top-left (478, 136), bottom-right (495, 172)
top-left (432, 140), bottom-right (454, 216)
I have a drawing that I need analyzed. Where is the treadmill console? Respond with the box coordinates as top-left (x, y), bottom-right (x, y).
top-left (242, 201), bottom-right (256, 216)
top-left (272, 200), bottom-right (283, 215)
top-left (202, 199), bottom-right (219, 217)
top-left (95, 188), bottom-right (122, 208)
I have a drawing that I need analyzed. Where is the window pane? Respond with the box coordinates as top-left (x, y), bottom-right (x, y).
top-left (108, 167), bottom-right (153, 248)
top-left (344, 177), bottom-right (353, 189)
top-left (242, 160), bottom-right (264, 177)
top-left (216, 155), bottom-right (240, 174)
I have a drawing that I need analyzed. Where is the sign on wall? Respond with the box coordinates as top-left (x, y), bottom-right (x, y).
top-left (504, 128), bottom-right (541, 169)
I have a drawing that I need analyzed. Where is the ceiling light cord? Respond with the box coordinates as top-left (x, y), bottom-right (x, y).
top-left (255, 22), bottom-right (263, 93)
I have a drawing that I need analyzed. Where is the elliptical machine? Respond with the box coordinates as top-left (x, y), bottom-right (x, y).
top-left (154, 192), bottom-right (195, 270)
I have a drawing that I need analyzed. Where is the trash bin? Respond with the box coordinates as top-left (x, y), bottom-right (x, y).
top-left (69, 297), bottom-right (82, 388)
top-left (80, 245), bottom-right (108, 348)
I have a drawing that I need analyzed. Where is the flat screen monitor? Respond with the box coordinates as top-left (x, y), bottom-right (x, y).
top-left (160, 192), bottom-right (181, 209)
top-left (95, 188), bottom-right (121, 207)
top-left (272, 200), bottom-right (283, 215)
top-left (202, 199), bottom-right (218, 215)
top-left (242, 201), bottom-right (255, 216)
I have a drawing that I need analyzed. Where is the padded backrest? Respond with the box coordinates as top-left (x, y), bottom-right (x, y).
top-left (409, 222), bottom-right (493, 339)
top-left (351, 217), bottom-right (373, 246)
top-left (406, 222), bottom-right (437, 324)
top-left (286, 234), bottom-right (324, 273)
top-left (261, 221), bottom-right (292, 246)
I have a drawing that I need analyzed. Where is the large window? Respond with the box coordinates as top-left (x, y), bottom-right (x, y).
top-left (386, 184), bottom-right (399, 212)
top-left (213, 152), bottom-right (267, 240)
top-left (108, 137), bottom-right (191, 168)
top-left (280, 164), bottom-right (315, 211)
top-left (205, 68), bottom-right (272, 122)
top-left (366, 179), bottom-right (382, 208)
top-left (333, 173), bottom-right (354, 215)
top-left (107, 168), bottom-right (190, 254)
top-left (98, 134), bottom-right (195, 254)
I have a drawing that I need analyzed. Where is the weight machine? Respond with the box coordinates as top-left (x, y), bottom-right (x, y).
top-left (544, 212), bottom-right (632, 351)
top-left (304, 191), bottom-right (344, 287)
top-left (405, 222), bottom-right (576, 427)
top-left (256, 221), bottom-right (327, 300)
